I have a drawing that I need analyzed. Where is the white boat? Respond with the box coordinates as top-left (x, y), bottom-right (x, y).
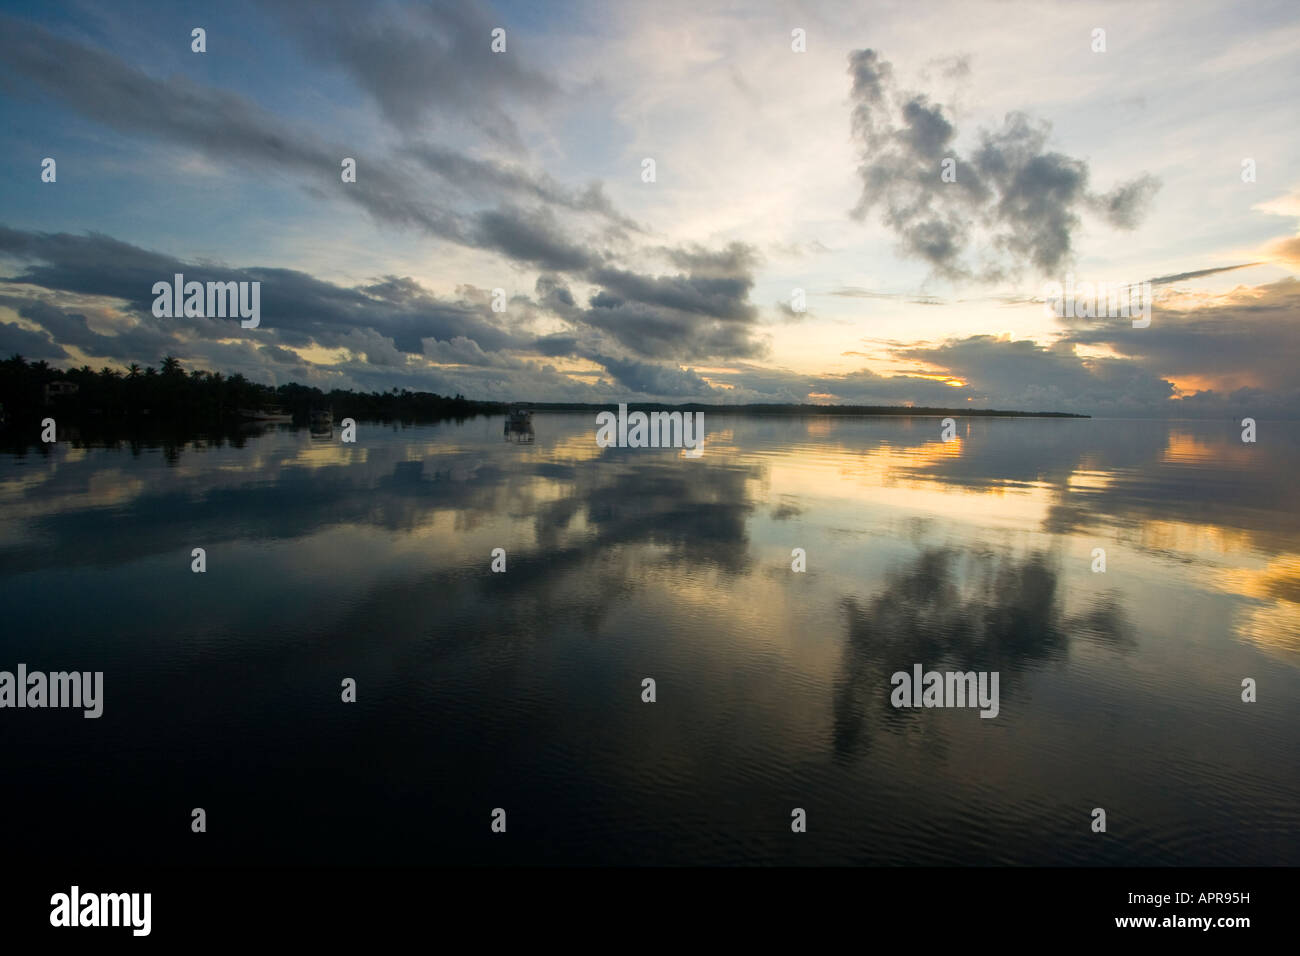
top-left (504, 403), bottom-right (534, 442)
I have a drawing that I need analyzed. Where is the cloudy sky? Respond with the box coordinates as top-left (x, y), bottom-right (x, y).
top-left (1, 0), bottom-right (1297, 414)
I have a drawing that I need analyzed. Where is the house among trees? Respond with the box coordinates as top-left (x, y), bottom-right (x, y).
top-left (43, 380), bottom-right (79, 404)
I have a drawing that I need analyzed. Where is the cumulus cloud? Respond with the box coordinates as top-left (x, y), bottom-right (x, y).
top-left (847, 49), bottom-right (1160, 280)
top-left (0, 225), bottom-right (762, 403)
top-left (533, 243), bottom-right (768, 362)
top-left (0, 226), bottom-right (534, 370)
top-left (586, 353), bottom-right (719, 396)
top-left (901, 336), bottom-right (1175, 413)
top-left (0, 227), bottom-right (531, 355)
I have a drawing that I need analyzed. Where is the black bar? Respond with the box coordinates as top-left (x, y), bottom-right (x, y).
top-left (5, 866), bottom-right (1284, 942)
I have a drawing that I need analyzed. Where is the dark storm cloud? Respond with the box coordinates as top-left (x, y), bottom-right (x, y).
top-left (1063, 277), bottom-right (1300, 398)
top-left (259, 344), bottom-right (302, 364)
top-left (586, 267), bottom-right (755, 322)
top-left (813, 367), bottom-right (970, 405)
top-left (0, 225), bottom-right (751, 403)
top-left (472, 206), bottom-right (599, 272)
top-left (262, 0), bottom-right (557, 151)
top-left (694, 305), bottom-right (1300, 415)
top-left (423, 335), bottom-right (527, 369)
top-left (579, 297), bottom-right (763, 362)
top-left (587, 353), bottom-right (719, 396)
top-left (529, 244), bottom-right (768, 362)
top-left (0, 315), bottom-right (67, 361)
top-left (696, 334), bottom-right (1186, 414)
top-left (527, 327), bottom-right (722, 398)
top-left (0, 228), bottom-right (186, 305)
top-left (0, 217), bottom-right (782, 406)
top-left (904, 335), bottom-right (1175, 413)
top-left (0, 225), bottom-right (530, 361)
top-left (530, 331), bottom-right (583, 358)
top-left (847, 49), bottom-right (1160, 279)
top-left (697, 362), bottom-right (813, 404)
top-left (534, 275), bottom-right (576, 312)
top-left (0, 296), bottom-right (176, 361)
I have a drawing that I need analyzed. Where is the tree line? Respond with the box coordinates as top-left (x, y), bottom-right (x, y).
top-left (0, 354), bottom-right (504, 430)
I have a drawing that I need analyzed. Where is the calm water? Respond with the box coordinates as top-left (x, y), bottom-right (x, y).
top-left (1, 414), bottom-right (1297, 865)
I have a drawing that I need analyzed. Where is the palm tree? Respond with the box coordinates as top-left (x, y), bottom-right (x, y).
top-left (160, 355), bottom-right (183, 377)
top-left (127, 363), bottom-right (141, 380)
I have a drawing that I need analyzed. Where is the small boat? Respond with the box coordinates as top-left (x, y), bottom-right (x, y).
top-left (238, 406), bottom-right (293, 423)
top-left (309, 406), bottom-right (333, 426)
top-left (504, 403), bottom-right (534, 443)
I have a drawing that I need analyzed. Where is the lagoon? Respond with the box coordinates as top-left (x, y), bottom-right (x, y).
top-left (0, 413), bottom-right (1297, 865)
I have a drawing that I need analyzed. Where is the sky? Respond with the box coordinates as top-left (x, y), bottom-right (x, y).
top-left (0, 0), bottom-right (1297, 415)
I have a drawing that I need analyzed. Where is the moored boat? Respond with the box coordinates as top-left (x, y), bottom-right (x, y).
top-left (504, 403), bottom-right (534, 442)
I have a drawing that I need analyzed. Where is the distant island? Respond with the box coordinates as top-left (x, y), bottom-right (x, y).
top-left (0, 354), bottom-right (1087, 443)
